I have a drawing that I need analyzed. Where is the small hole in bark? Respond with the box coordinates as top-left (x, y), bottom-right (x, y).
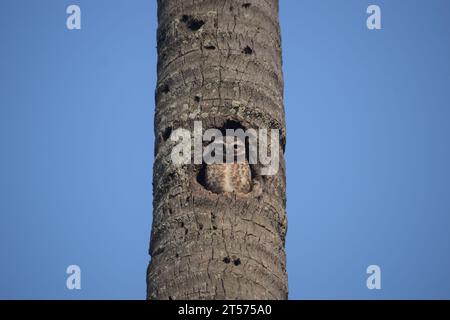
top-left (184, 229), bottom-right (188, 235)
top-left (204, 45), bottom-right (216, 50)
top-left (199, 223), bottom-right (203, 230)
top-left (189, 19), bottom-right (205, 31)
top-left (161, 84), bottom-right (170, 94)
top-left (243, 46), bottom-right (253, 55)
top-left (211, 214), bottom-right (217, 228)
top-left (179, 221), bottom-right (184, 228)
top-left (175, 253), bottom-right (179, 258)
top-left (229, 5), bottom-right (234, 11)
top-left (194, 95), bottom-right (201, 102)
top-left (223, 257), bottom-right (231, 264)
top-left (233, 258), bottom-right (241, 266)
top-left (242, 3), bottom-right (251, 8)
top-left (162, 127), bottom-right (172, 141)
top-left (181, 15), bottom-right (205, 31)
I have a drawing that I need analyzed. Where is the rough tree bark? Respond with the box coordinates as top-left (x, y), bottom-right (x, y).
top-left (147, 0), bottom-right (287, 299)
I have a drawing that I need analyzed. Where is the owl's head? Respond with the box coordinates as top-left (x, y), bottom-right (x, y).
top-left (210, 135), bottom-right (246, 164)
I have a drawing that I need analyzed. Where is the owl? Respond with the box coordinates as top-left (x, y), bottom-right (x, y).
top-left (204, 136), bottom-right (252, 194)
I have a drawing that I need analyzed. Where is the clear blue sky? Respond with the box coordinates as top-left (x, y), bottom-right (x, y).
top-left (1, 0), bottom-right (449, 299)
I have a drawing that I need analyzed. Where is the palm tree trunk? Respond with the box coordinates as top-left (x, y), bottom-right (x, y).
top-left (147, 0), bottom-right (287, 299)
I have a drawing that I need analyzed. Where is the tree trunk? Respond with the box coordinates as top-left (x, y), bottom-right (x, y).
top-left (147, 0), bottom-right (287, 300)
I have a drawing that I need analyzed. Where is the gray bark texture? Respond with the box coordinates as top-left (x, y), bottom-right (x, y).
top-left (147, 0), bottom-right (287, 299)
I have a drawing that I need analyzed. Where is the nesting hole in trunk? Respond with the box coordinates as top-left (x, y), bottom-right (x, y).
top-left (195, 119), bottom-right (261, 195)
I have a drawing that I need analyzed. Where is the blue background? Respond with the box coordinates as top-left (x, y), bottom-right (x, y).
top-left (0, 0), bottom-right (449, 299)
